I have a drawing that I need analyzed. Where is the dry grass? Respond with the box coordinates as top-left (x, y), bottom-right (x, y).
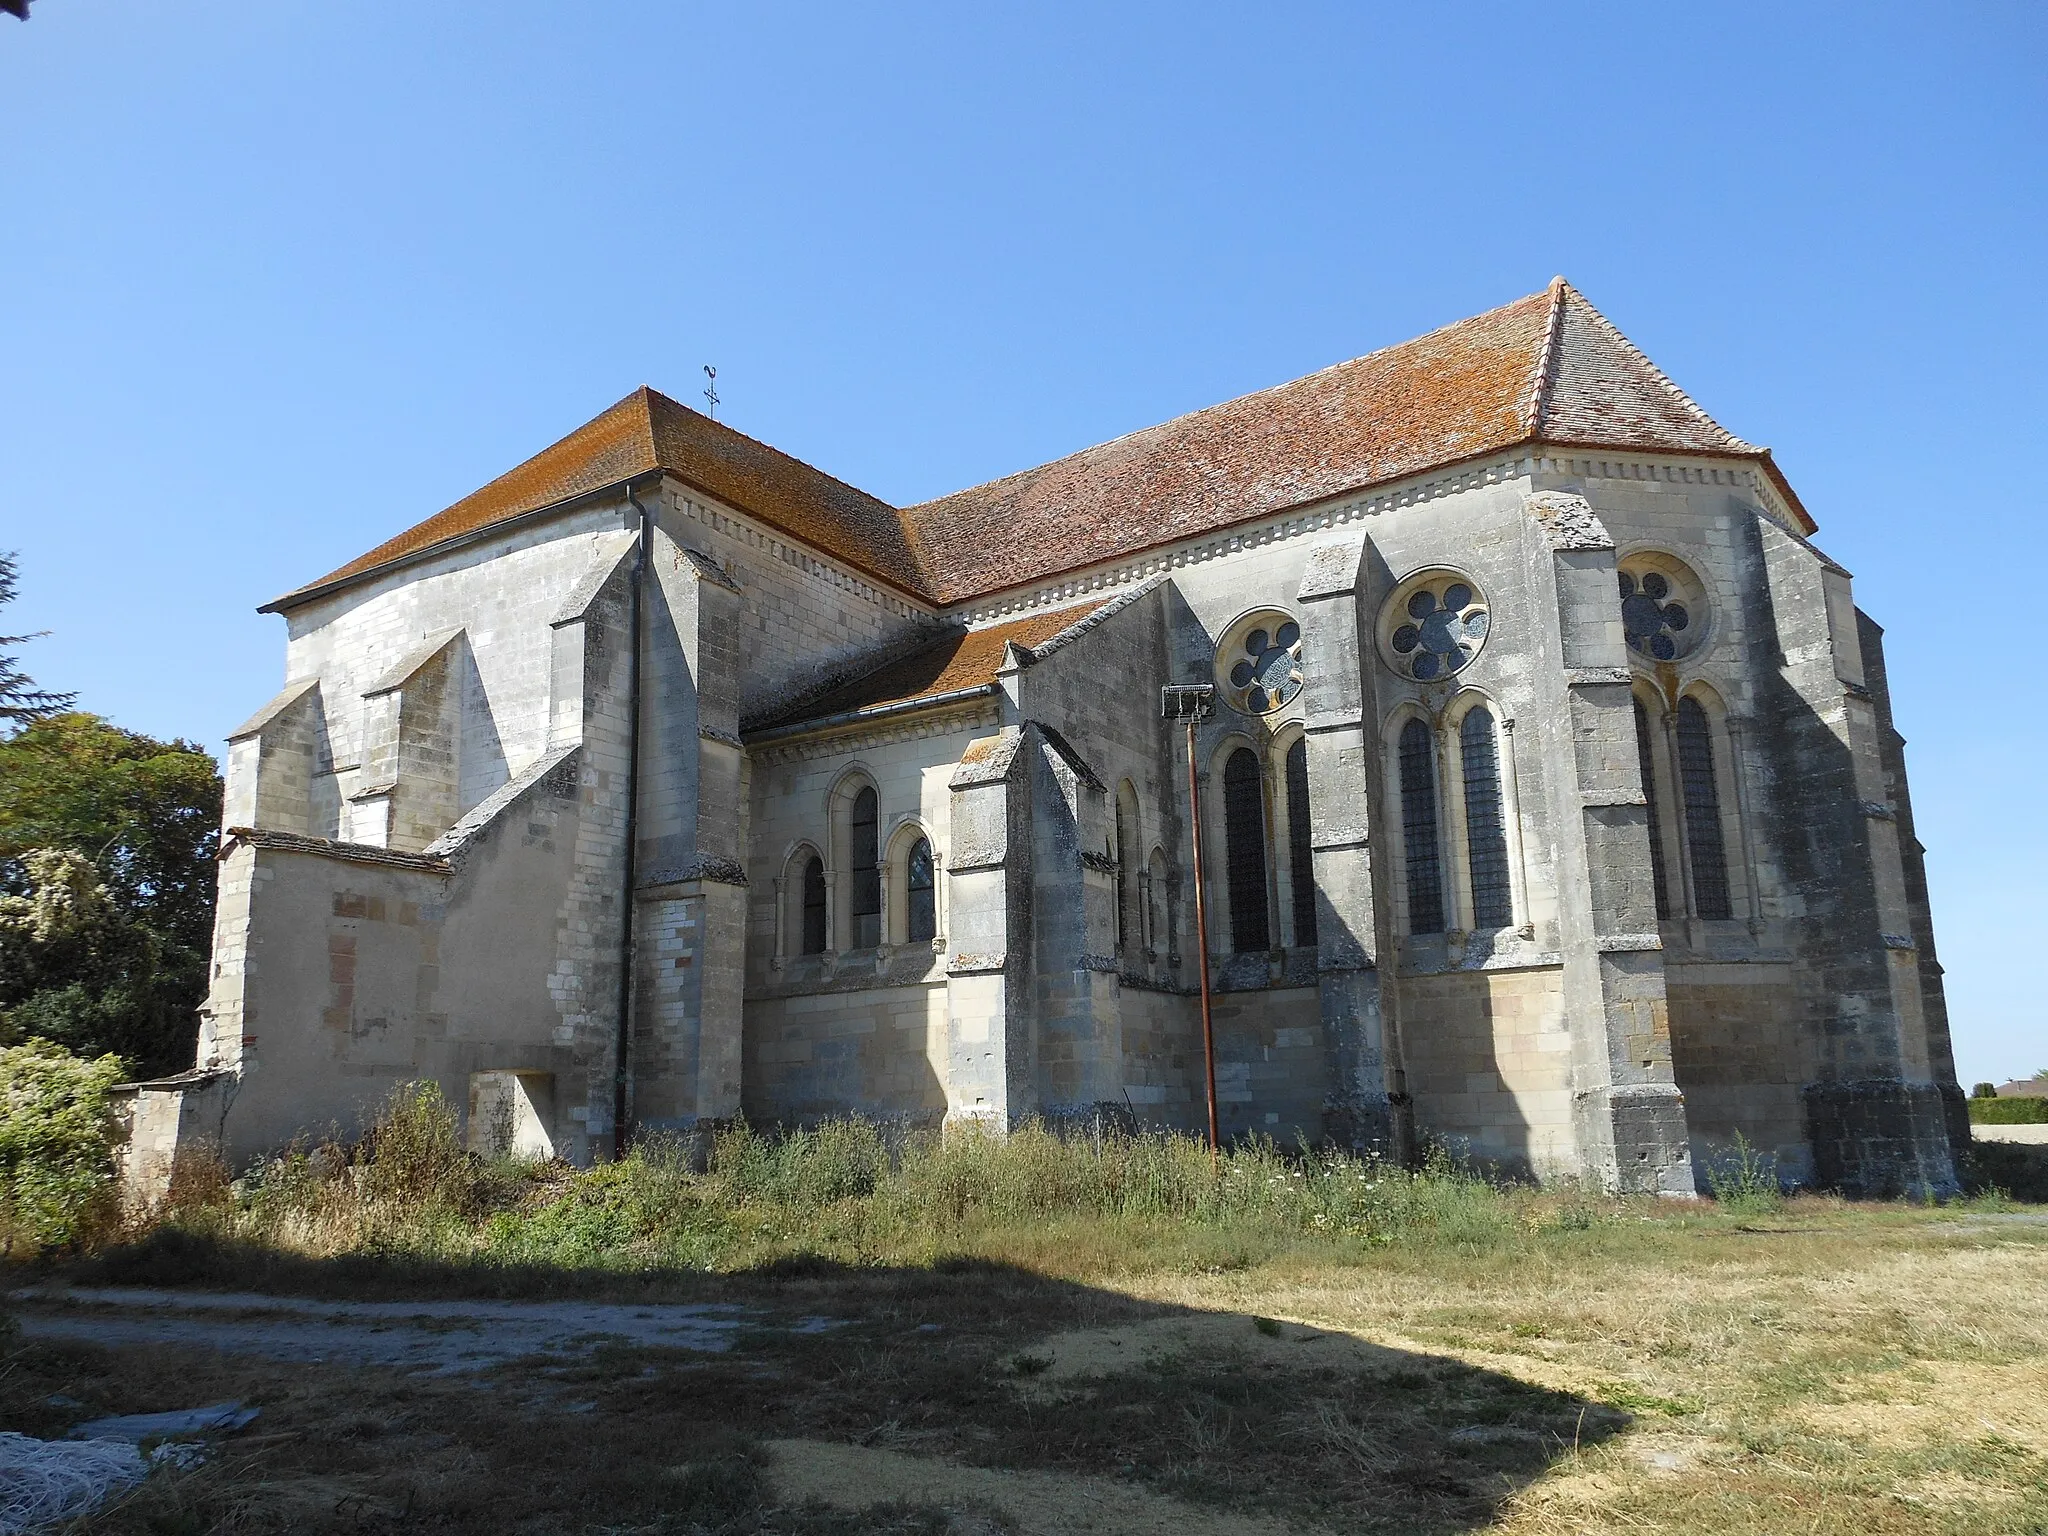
top-left (3, 1104), bottom-right (2045, 1534)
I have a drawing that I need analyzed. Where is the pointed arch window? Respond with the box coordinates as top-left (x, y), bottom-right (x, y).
top-left (1459, 708), bottom-right (1513, 930)
top-left (1115, 784), bottom-right (1140, 956)
top-left (906, 836), bottom-right (936, 944)
top-left (1676, 698), bottom-right (1733, 920)
top-left (800, 855), bottom-right (828, 955)
top-left (1222, 747), bottom-right (1271, 954)
top-left (849, 785), bottom-right (881, 948)
top-left (1284, 737), bottom-right (1317, 947)
top-left (1398, 717), bottom-right (1444, 935)
top-left (1633, 699), bottom-right (1672, 920)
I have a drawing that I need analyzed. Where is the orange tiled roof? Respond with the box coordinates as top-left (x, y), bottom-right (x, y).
top-left (750, 602), bottom-right (1102, 733)
top-left (268, 281), bottom-right (1806, 613)
top-left (265, 387), bottom-right (923, 610)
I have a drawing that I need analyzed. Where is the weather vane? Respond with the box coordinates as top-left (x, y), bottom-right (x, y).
top-left (702, 365), bottom-right (719, 420)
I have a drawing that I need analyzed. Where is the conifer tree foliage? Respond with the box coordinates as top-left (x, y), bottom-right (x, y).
top-left (0, 552), bottom-right (76, 729)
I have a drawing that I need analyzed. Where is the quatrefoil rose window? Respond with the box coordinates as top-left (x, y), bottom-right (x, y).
top-left (1381, 573), bottom-right (1490, 682)
top-left (1617, 555), bottom-right (1708, 664)
top-left (1218, 612), bottom-right (1304, 715)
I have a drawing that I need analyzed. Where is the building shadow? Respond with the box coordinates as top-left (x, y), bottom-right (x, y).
top-left (44, 1230), bottom-right (1631, 1533)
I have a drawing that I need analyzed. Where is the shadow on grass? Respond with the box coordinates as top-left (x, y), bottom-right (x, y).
top-left (6, 1230), bottom-right (1635, 1535)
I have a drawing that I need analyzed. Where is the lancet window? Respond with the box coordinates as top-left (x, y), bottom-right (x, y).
top-left (1398, 717), bottom-right (1445, 935)
top-left (1633, 699), bottom-right (1673, 920)
top-left (800, 855), bottom-right (828, 955)
top-left (1459, 707), bottom-right (1513, 930)
top-left (849, 785), bottom-right (881, 949)
top-left (1223, 747), bottom-right (1272, 954)
top-left (905, 836), bottom-right (936, 944)
top-left (1285, 737), bottom-right (1317, 947)
top-left (1676, 698), bottom-right (1733, 920)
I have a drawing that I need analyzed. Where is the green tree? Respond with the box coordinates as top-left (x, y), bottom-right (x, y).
top-left (0, 714), bottom-right (222, 1077)
top-left (0, 551), bottom-right (76, 730)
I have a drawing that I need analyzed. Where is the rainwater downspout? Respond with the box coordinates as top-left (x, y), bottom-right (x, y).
top-left (612, 480), bottom-right (654, 1159)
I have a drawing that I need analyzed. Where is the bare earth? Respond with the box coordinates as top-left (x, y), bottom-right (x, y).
top-left (3, 1205), bottom-right (2046, 1534)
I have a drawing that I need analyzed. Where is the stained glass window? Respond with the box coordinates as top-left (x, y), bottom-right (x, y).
top-left (850, 786), bottom-right (881, 948)
top-left (1619, 567), bottom-right (1694, 662)
top-left (1676, 699), bottom-right (1733, 920)
top-left (1223, 748), bottom-right (1271, 954)
top-left (906, 837), bottom-right (936, 944)
top-left (800, 856), bottom-right (827, 955)
top-left (1460, 708), bottom-right (1512, 929)
top-left (1399, 718), bottom-right (1444, 935)
top-left (1222, 615), bottom-right (1304, 715)
top-left (1388, 576), bottom-right (1489, 683)
top-left (1285, 737), bottom-right (1317, 947)
top-left (1633, 699), bottom-right (1672, 921)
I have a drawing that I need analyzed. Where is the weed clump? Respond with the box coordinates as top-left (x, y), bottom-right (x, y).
top-left (1704, 1132), bottom-right (1784, 1216)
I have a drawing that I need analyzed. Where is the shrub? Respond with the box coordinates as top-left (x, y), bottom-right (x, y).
top-left (1971, 1082), bottom-right (1998, 1099)
top-left (1969, 1096), bottom-right (2048, 1125)
top-left (1704, 1131), bottom-right (1783, 1216)
top-left (0, 1037), bottom-right (126, 1252)
top-left (356, 1080), bottom-right (485, 1212)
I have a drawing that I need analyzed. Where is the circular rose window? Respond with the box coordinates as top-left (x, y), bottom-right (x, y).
top-left (1380, 572), bottom-right (1490, 682)
top-left (1217, 611), bottom-right (1304, 714)
top-left (1617, 554), bottom-right (1709, 663)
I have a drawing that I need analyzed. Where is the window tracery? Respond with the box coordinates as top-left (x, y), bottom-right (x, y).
top-left (1617, 554), bottom-right (1710, 664)
top-left (1215, 610), bottom-right (1304, 715)
top-left (1379, 571), bottom-right (1490, 683)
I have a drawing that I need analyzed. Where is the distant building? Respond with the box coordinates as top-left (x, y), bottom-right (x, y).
top-left (119, 281), bottom-right (1965, 1199)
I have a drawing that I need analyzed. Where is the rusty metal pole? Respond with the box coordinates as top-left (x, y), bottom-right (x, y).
top-left (1187, 715), bottom-right (1221, 1163)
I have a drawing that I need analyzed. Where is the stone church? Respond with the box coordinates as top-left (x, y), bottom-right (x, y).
top-left (119, 280), bottom-right (1968, 1198)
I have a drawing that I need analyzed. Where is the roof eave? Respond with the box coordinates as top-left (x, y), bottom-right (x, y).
top-left (742, 683), bottom-right (998, 745)
top-left (257, 470), bottom-right (663, 616)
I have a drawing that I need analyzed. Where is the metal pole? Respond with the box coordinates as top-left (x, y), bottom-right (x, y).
top-left (1187, 716), bottom-right (1221, 1161)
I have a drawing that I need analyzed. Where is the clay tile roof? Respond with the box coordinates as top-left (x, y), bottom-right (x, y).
top-left (272, 280), bottom-right (1807, 614)
top-left (901, 279), bottom-right (1793, 602)
top-left (751, 601), bottom-right (1102, 733)
top-left (265, 387), bottom-right (929, 611)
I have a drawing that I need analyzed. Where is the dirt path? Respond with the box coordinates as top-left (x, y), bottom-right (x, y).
top-left (6, 1286), bottom-right (838, 1372)
top-left (766, 1438), bottom-right (1328, 1536)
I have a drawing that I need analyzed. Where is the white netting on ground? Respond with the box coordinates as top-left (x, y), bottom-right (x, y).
top-left (0, 1432), bottom-right (147, 1535)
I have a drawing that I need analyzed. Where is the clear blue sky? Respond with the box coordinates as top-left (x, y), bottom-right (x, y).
top-left (2, 3), bottom-right (2042, 1085)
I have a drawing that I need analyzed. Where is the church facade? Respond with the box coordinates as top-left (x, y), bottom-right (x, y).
top-left (119, 281), bottom-right (1967, 1198)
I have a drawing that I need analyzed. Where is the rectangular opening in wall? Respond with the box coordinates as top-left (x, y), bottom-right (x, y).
top-left (467, 1071), bottom-right (557, 1161)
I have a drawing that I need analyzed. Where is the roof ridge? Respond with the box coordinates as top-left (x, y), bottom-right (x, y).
top-left (1524, 275), bottom-right (1568, 438)
top-left (1550, 281), bottom-right (1759, 453)
top-left (905, 285), bottom-right (1556, 514)
top-left (637, 386), bottom-right (901, 516)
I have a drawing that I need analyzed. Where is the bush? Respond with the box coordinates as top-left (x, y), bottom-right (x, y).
top-left (1972, 1082), bottom-right (1998, 1099)
top-left (0, 1037), bottom-right (126, 1252)
top-left (1969, 1096), bottom-right (2048, 1125)
top-left (1704, 1132), bottom-right (1783, 1216)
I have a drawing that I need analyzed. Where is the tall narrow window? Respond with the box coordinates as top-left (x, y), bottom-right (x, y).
top-left (1676, 698), bottom-right (1733, 920)
top-left (1459, 708), bottom-right (1513, 929)
top-left (906, 837), bottom-right (936, 943)
top-left (1634, 699), bottom-right (1672, 921)
top-left (1222, 748), bottom-right (1271, 954)
top-left (1115, 784), bottom-right (1140, 955)
top-left (850, 786), bottom-right (881, 947)
top-left (1398, 718), bottom-right (1445, 935)
top-left (800, 856), bottom-right (827, 955)
top-left (1285, 738), bottom-right (1318, 947)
